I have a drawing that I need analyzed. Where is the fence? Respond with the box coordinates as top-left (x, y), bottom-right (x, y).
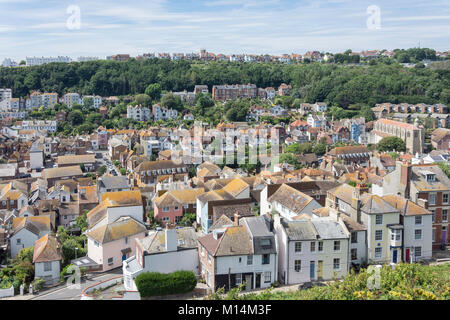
top-left (0, 286), bottom-right (14, 298)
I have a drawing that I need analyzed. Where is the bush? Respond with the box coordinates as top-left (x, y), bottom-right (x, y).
top-left (32, 278), bottom-right (45, 292)
top-left (135, 271), bottom-right (197, 298)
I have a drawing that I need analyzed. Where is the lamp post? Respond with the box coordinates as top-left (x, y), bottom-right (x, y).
top-left (75, 247), bottom-right (78, 260)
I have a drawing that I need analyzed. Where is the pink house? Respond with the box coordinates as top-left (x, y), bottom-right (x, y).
top-left (153, 188), bottom-right (204, 226)
top-left (86, 217), bottom-right (147, 271)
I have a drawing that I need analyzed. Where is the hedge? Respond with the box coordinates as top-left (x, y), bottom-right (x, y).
top-left (135, 271), bottom-right (197, 297)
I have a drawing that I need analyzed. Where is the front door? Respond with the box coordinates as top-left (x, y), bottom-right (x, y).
top-left (405, 248), bottom-right (410, 263)
top-left (255, 273), bottom-right (261, 289)
top-left (317, 261), bottom-right (323, 280)
top-left (310, 261), bottom-right (315, 280)
top-left (393, 249), bottom-right (398, 263)
top-left (442, 227), bottom-right (447, 246)
top-left (122, 253), bottom-right (127, 261)
top-left (245, 275), bottom-right (252, 291)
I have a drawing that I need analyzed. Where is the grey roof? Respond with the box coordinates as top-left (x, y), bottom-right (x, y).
top-left (311, 218), bottom-right (348, 240)
top-left (242, 216), bottom-right (276, 254)
top-left (281, 218), bottom-right (318, 241)
top-left (99, 176), bottom-right (130, 190)
top-left (138, 227), bottom-right (198, 254)
top-left (360, 194), bottom-right (399, 214)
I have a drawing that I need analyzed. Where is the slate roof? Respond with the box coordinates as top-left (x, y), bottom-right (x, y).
top-left (311, 218), bottom-right (348, 240)
top-left (99, 176), bottom-right (130, 190)
top-left (137, 227), bottom-right (198, 254)
top-left (280, 218), bottom-right (318, 241)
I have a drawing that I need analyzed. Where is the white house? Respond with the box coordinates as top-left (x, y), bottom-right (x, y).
top-left (33, 234), bottom-right (62, 285)
top-left (9, 216), bottom-right (51, 258)
top-left (123, 227), bottom-right (199, 291)
top-left (274, 215), bottom-right (349, 285)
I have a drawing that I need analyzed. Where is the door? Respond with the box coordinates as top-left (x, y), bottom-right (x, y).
top-left (310, 261), bottom-right (315, 280)
top-left (317, 261), bottom-right (323, 280)
top-left (122, 253), bottom-right (127, 261)
top-left (393, 250), bottom-right (398, 263)
top-left (255, 273), bottom-right (261, 289)
top-left (442, 227), bottom-right (447, 246)
top-left (405, 248), bottom-right (410, 263)
top-left (245, 275), bottom-right (252, 291)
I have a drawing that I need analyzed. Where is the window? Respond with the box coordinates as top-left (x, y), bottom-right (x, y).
top-left (162, 217), bottom-right (170, 222)
top-left (443, 194), bottom-right (449, 204)
top-left (414, 246), bottom-right (422, 258)
top-left (375, 247), bottom-right (382, 259)
top-left (318, 241), bottom-right (323, 252)
top-left (125, 237), bottom-right (128, 244)
top-left (163, 206), bottom-right (170, 212)
top-left (333, 258), bottom-right (340, 270)
top-left (295, 242), bottom-right (302, 252)
top-left (432, 228), bottom-right (436, 242)
top-left (174, 206), bottom-right (179, 211)
top-left (235, 273), bottom-right (242, 285)
top-left (351, 249), bottom-right (357, 260)
top-left (262, 254), bottom-right (270, 265)
top-left (201, 246), bottom-right (204, 256)
top-left (107, 257), bottom-right (114, 265)
top-left (375, 230), bottom-right (383, 241)
top-left (94, 240), bottom-right (99, 247)
top-left (184, 204), bottom-right (189, 209)
top-left (351, 232), bottom-right (358, 243)
top-left (264, 271), bottom-right (271, 283)
top-left (294, 260), bottom-right (301, 272)
top-left (333, 241), bottom-right (340, 251)
top-left (443, 210), bottom-right (448, 222)
top-left (426, 174), bottom-right (436, 182)
top-left (310, 242), bottom-right (316, 252)
top-left (415, 229), bottom-right (422, 240)
top-left (247, 255), bottom-right (253, 265)
top-left (375, 215), bottom-right (383, 225)
top-left (429, 194), bottom-right (436, 205)
top-left (44, 262), bottom-right (52, 272)
top-left (16, 238), bottom-right (21, 245)
top-left (415, 216), bottom-right (422, 225)
top-left (207, 254), bottom-right (212, 263)
top-left (431, 209), bottom-right (435, 223)
top-left (238, 257), bottom-right (242, 263)
top-left (175, 216), bottom-right (182, 223)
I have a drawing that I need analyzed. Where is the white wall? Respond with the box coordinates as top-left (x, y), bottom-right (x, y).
top-left (0, 286), bottom-right (14, 298)
top-left (144, 249), bottom-right (199, 275)
top-left (403, 215), bottom-right (432, 261)
top-left (35, 260), bottom-right (60, 284)
top-left (10, 229), bottom-right (39, 258)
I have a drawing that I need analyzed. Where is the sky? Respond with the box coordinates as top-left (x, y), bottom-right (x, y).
top-left (0, 0), bottom-right (449, 61)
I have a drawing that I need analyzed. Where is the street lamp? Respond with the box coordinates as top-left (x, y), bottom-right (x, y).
top-left (75, 247), bottom-right (78, 260)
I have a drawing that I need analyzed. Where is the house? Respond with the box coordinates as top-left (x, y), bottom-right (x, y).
top-left (307, 114), bottom-right (327, 128)
top-left (9, 216), bottom-right (51, 258)
top-left (97, 176), bottom-right (131, 200)
top-left (122, 226), bottom-right (199, 291)
top-left (278, 83), bottom-right (292, 96)
top-left (33, 234), bottom-right (62, 285)
top-left (326, 145), bottom-right (371, 166)
top-left (86, 216), bottom-right (147, 271)
top-left (198, 215), bottom-right (277, 292)
top-left (153, 188), bottom-right (204, 225)
top-left (382, 195), bottom-right (433, 262)
top-left (57, 154), bottom-right (96, 171)
top-left (266, 184), bottom-right (322, 220)
top-left (431, 128), bottom-right (450, 151)
top-left (42, 166), bottom-right (84, 188)
top-left (274, 214), bottom-right (349, 285)
top-left (134, 160), bottom-right (189, 187)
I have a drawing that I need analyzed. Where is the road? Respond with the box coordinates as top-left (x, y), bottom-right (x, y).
top-left (31, 269), bottom-right (122, 300)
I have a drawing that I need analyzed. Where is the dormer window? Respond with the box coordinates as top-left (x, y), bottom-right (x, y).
top-left (426, 174), bottom-right (436, 182)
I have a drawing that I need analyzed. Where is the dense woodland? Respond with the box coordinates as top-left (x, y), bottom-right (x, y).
top-left (1, 53), bottom-right (449, 108)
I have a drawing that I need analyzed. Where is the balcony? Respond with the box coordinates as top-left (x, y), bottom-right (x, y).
top-left (388, 225), bottom-right (403, 248)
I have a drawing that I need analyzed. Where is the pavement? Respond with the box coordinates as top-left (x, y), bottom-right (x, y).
top-left (2, 268), bottom-right (122, 301)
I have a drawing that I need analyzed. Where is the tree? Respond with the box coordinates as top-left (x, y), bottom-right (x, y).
top-left (134, 93), bottom-right (152, 107)
top-left (97, 165), bottom-right (107, 176)
top-left (16, 247), bottom-right (34, 263)
top-left (285, 142), bottom-right (313, 154)
top-left (68, 110), bottom-right (84, 125)
top-left (377, 136), bottom-right (406, 152)
top-left (161, 93), bottom-right (183, 111)
top-left (76, 212), bottom-right (88, 232)
top-left (145, 83), bottom-right (162, 100)
top-left (61, 239), bottom-right (86, 266)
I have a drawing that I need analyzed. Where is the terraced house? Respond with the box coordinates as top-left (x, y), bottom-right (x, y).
top-left (134, 160), bottom-right (189, 187)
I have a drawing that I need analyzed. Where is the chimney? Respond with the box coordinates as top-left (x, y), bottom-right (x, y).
top-left (400, 161), bottom-right (412, 198)
top-left (165, 225), bottom-right (178, 252)
top-left (234, 212), bottom-right (240, 226)
top-left (417, 198), bottom-right (428, 209)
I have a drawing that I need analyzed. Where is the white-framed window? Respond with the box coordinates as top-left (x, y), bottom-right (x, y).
top-left (375, 230), bottom-right (383, 241)
top-left (414, 246), bottom-right (421, 258)
top-left (310, 242), bottom-right (316, 252)
top-left (375, 214), bottom-right (383, 225)
top-left (431, 209), bottom-right (435, 222)
top-left (429, 193), bottom-right (436, 205)
top-left (262, 254), bottom-right (270, 265)
top-left (16, 238), bottom-right (21, 245)
top-left (333, 258), bottom-right (340, 270)
top-left (235, 273), bottom-right (242, 285)
top-left (107, 257), bottom-right (114, 265)
top-left (415, 229), bottom-right (422, 240)
top-left (94, 240), bottom-right (99, 247)
top-left (432, 228), bottom-right (436, 242)
top-left (415, 216), bottom-right (422, 225)
top-left (294, 260), bottom-right (301, 272)
top-left (247, 255), bottom-right (253, 265)
top-left (295, 242), bottom-right (302, 252)
top-left (333, 241), bottom-right (340, 251)
top-left (318, 241), bottom-right (323, 252)
top-left (443, 210), bottom-right (448, 222)
top-left (443, 193), bottom-right (449, 204)
top-left (162, 217), bottom-right (170, 222)
top-left (184, 204), bottom-right (189, 209)
top-left (264, 271), bottom-right (271, 283)
top-left (44, 262), bottom-right (52, 272)
top-left (162, 206), bottom-right (170, 212)
top-left (375, 247), bottom-right (382, 259)
top-left (174, 206), bottom-right (179, 211)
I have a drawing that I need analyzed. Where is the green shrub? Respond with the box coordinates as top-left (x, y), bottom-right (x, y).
top-left (32, 278), bottom-right (45, 292)
top-left (135, 271), bottom-right (197, 298)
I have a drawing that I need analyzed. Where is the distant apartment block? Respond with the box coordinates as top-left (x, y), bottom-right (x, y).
top-left (0, 88), bottom-right (12, 102)
top-left (152, 104), bottom-right (178, 121)
top-left (127, 105), bottom-right (152, 122)
top-left (21, 120), bottom-right (57, 132)
top-left (82, 95), bottom-right (102, 109)
top-left (2, 58), bottom-right (18, 67)
top-left (212, 84), bottom-right (258, 101)
top-left (194, 85), bottom-right (209, 95)
top-left (77, 56), bottom-right (100, 62)
top-left (63, 93), bottom-right (81, 108)
top-left (26, 56), bottom-right (71, 66)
